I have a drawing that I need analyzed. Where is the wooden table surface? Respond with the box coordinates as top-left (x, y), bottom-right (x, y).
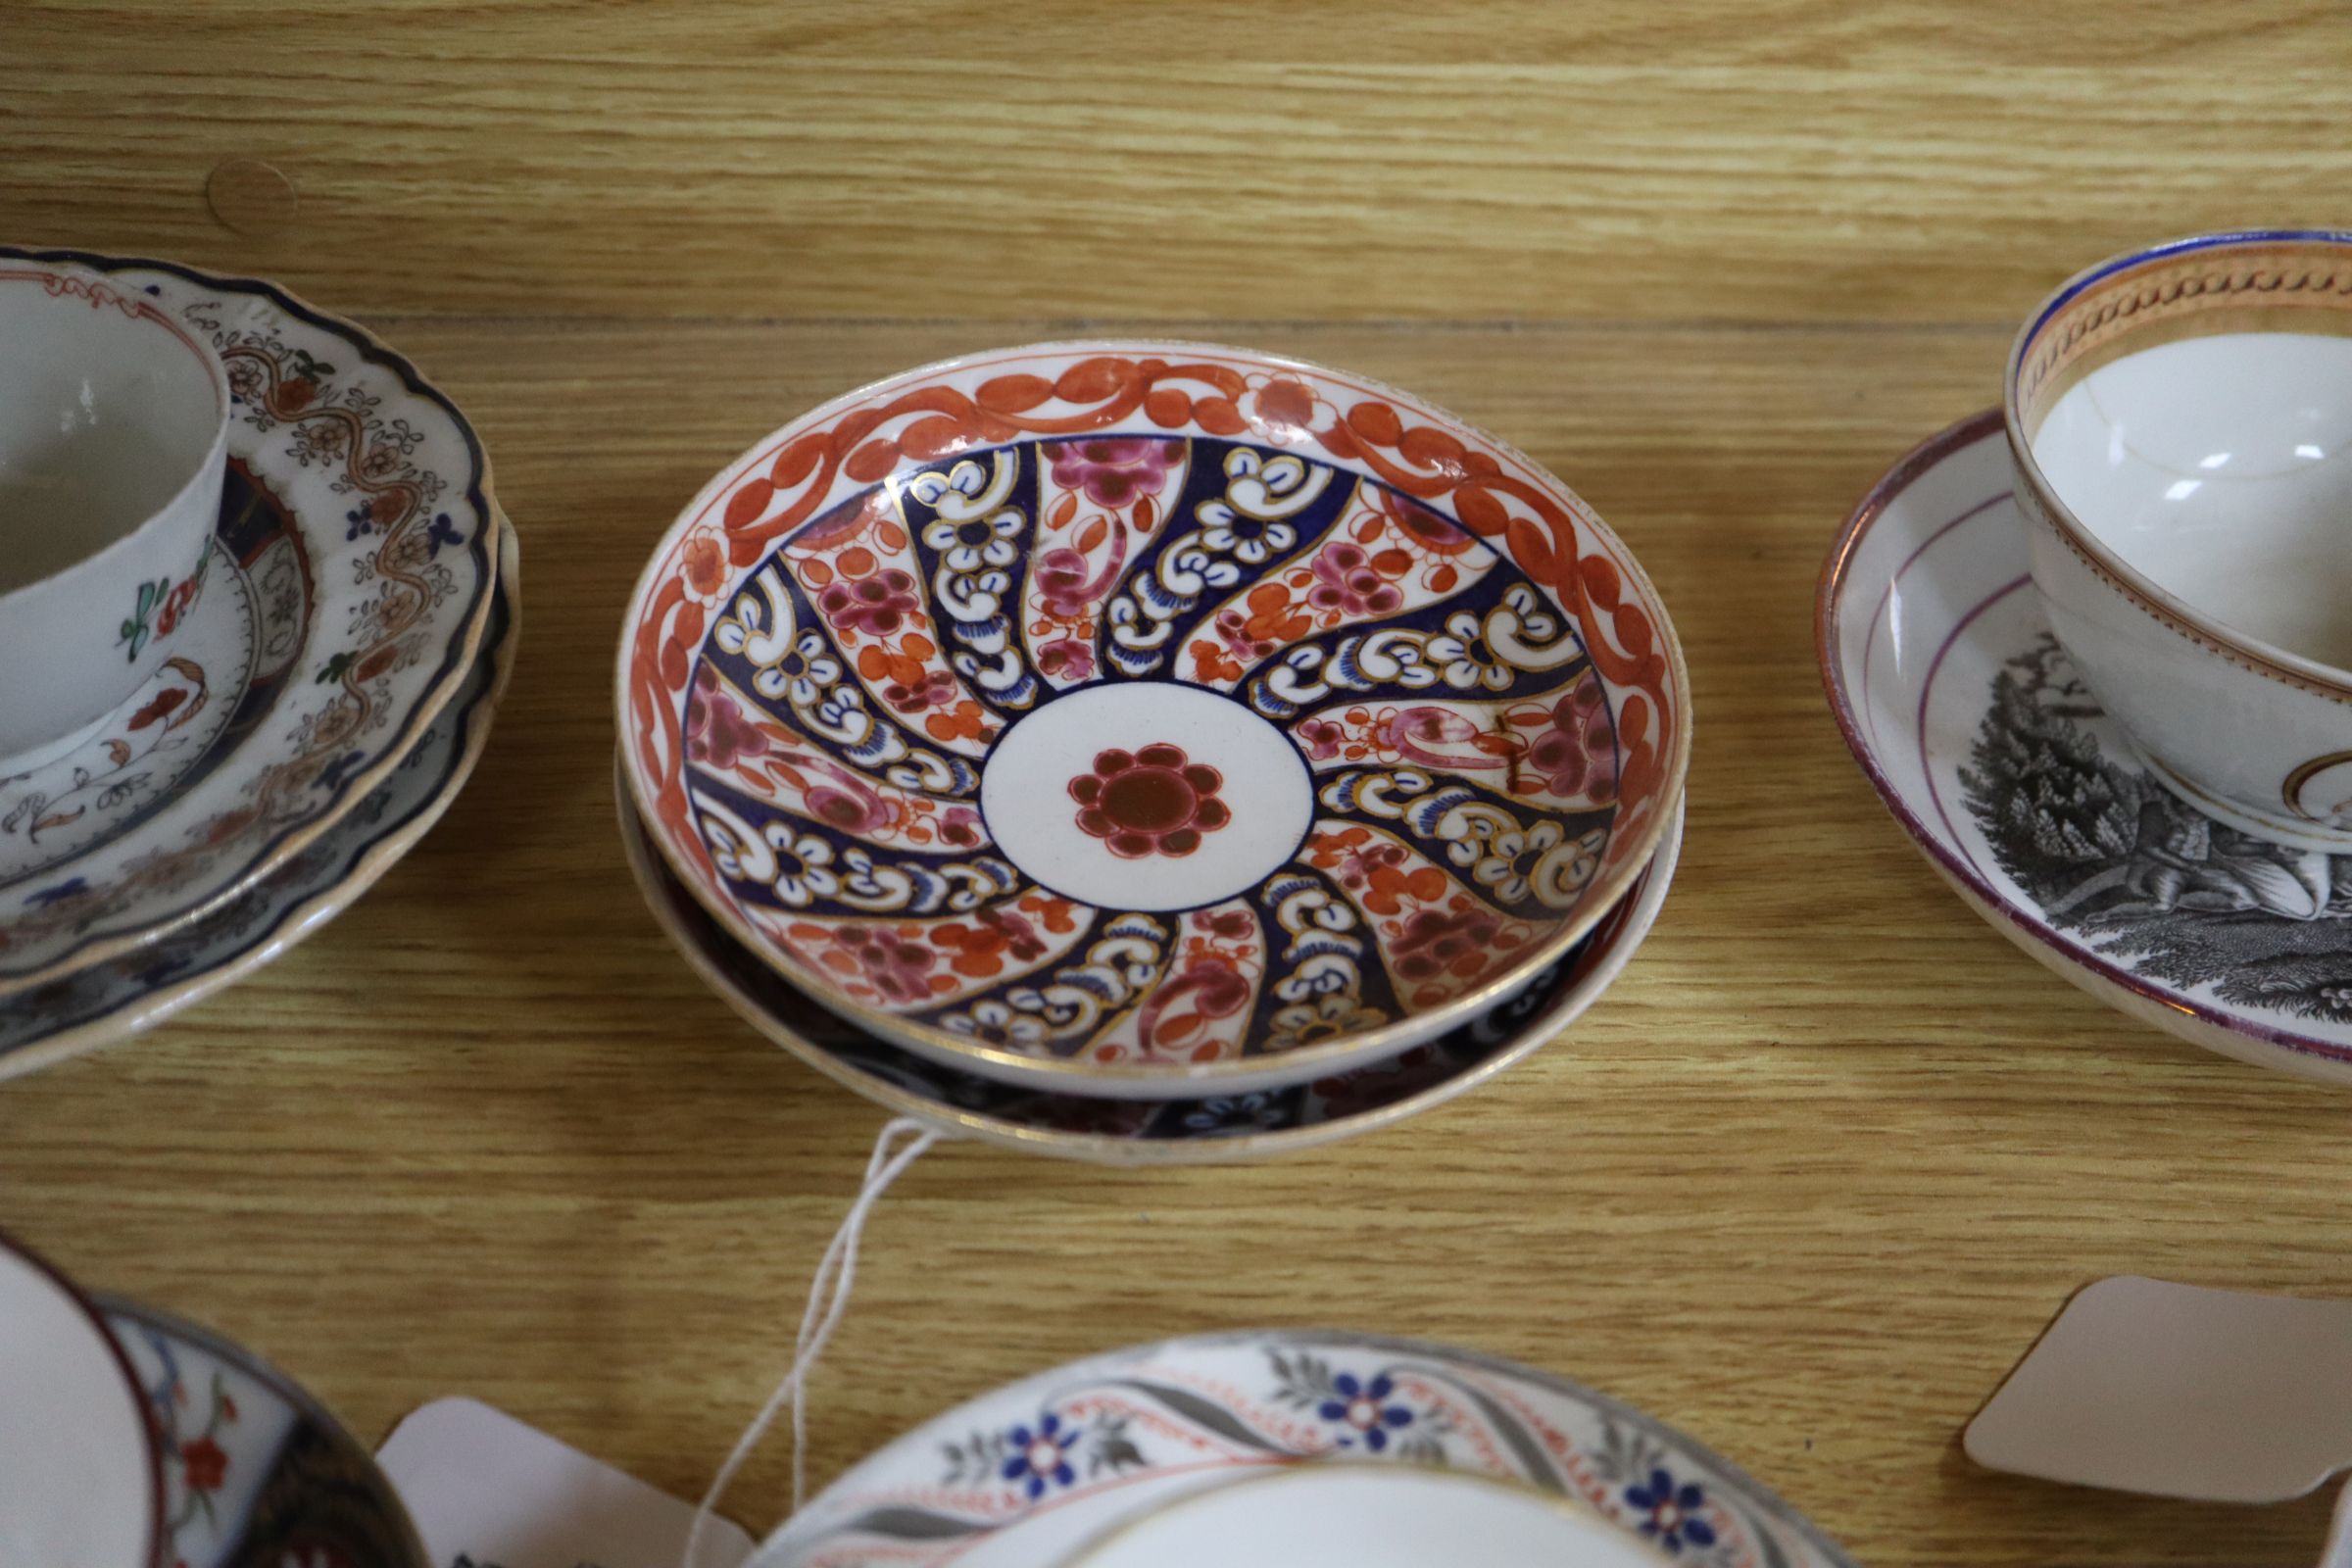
top-left (8, 6), bottom-right (2352, 1567)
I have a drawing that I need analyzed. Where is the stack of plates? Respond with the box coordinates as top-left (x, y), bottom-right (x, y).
top-left (614, 341), bottom-right (1690, 1157)
top-left (0, 248), bottom-right (515, 1077)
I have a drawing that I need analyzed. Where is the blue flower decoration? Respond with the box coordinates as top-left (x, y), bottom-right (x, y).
top-left (425, 513), bottom-right (464, 559)
top-left (1317, 1371), bottom-right (1414, 1451)
top-left (316, 751), bottom-right (367, 791)
top-left (26, 877), bottom-right (89, 906)
top-left (999, 1411), bottom-right (1078, 1499)
top-left (346, 501), bottom-right (377, 541)
top-left (1625, 1466), bottom-right (1716, 1553)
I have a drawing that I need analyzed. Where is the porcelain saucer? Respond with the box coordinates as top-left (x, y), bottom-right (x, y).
top-left (751, 1330), bottom-right (1853, 1568)
top-left (0, 522), bottom-right (517, 1079)
top-left (1819, 409), bottom-right (2352, 1085)
top-left (616, 757), bottom-right (1678, 1163)
top-left (618, 341), bottom-right (1690, 1096)
top-left (99, 1295), bottom-right (427, 1568)
top-left (0, 246), bottom-right (501, 994)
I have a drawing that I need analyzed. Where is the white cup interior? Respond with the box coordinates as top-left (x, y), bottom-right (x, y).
top-left (1059, 1464), bottom-right (1669, 1568)
top-left (0, 270), bottom-right (227, 596)
top-left (0, 1241), bottom-right (157, 1568)
top-left (2030, 330), bottom-right (2352, 670)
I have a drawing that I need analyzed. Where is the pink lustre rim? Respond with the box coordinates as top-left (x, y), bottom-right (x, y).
top-left (2002, 229), bottom-right (2352, 705)
top-left (1817, 408), bottom-right (2352, 1065)
top-left (615, 340), bottom-right (1690, 1085)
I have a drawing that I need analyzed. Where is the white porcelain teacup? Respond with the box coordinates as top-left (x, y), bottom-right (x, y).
top-left (1054, 1463), bottom-right (1672, 1568)
top-left (0, 1230), bottom-right (164, 1568)
top-left (2006, 229), bottom-right (2352, 851)
top-left (0, 263), bottom-right (227, 769)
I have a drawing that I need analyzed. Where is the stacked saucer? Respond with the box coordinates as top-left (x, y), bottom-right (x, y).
top-left (614, 342), bottom-right (1689, 1157)
top-left (0, 248), bottom-right (515, 1077)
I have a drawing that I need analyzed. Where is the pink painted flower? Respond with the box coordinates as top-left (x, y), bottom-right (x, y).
top-left (803, 780), bottom-right (889, 835)
top-left (1526, 675), bottom-right (1616, 799)
top-left (1046, 438), bottom-right (1182, 509)
top-left (818, 568), bottom-right (919, 637)
top-left (1069, 744), bottom-right (1230, 858)
top-left (1305, 542), bottom-right (1403, 619)
top-left (834, 925), bottom-right (938, 1004)
top-left (685, 667), bottom-right (768, 769)
top-left (884, 667), bottom-right (960, 713)
top-left (1035, 637), bottom-right (1095, 682)
top-left (1389, 906), bottom-right (1503, 983)
top-left (1296, 715), bottom-right (1345, 760)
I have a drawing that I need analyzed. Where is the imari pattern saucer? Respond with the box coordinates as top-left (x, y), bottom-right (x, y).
top-left (0, 524), bottom-right (517, 1080)
top-left (1819, 410), bottom-right (2352, 1085)
top-left (0, 247), bottom-right (500, 993)
top-left (619, 342), bottom-right (1689, 1095)
top-left (617, 762), bottom-right (1678, 1163)
top-left (101, 1297), bottom-right (427, 1568)
top-left (753, 1331), bottom-right (1852, 1568)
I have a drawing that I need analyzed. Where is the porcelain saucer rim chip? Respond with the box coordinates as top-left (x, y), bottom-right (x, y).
top-left (1815, 406), bottom-right (2352, 1076)
top-left (0, 514), bottom-right (518, 1080)
top-left (0, 245), bottom-right (502, 992)
top-left (614, 753), bottom-right (1681, 1164)
top-left (98, 1293), bottom-right (430, 1568)
top-left (615, 338), bottom-right (1690, 1090)
top-left (754, 1328), bottom-right (1856, 1568)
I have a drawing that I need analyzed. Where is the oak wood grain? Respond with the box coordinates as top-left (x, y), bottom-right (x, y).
top-left (4, 1), bottom-right (2349, 321)
top-left (3, 317), bottom-right (2349, 1568)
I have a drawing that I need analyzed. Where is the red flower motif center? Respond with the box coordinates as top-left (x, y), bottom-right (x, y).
top-left (1068, 743), bottom-right (1231, 859)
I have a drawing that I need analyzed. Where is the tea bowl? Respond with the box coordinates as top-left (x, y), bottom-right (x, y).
top-left (0, 1229), bottom-right (165, 1568)
top-left (0, 262), bottom-right (228, 768)
top-left (617, 340), bottom-right (1690, 1097)
top-left (2006, 229), bottom-right (2352, 851)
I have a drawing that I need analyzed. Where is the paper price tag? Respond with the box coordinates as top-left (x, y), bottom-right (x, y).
top-left (378, 1397), bottom-right (756, 1568)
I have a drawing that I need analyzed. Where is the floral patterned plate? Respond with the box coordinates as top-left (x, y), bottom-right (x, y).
top-left (0, 246), bottom-right (500, 995)
top-left (618, 341), bottom-right (1689, 1096)
top-left (750, 1331), bottom-right (1852, 1568)
top-left (1819, 409), bottom-right (2352, 1085)
top-left (617, 758), bottom-right (1679, 1163)
top-left (100, 1295), bottom-right (428, 1568)
top-left (0, 520), bottom-right (516, 1080)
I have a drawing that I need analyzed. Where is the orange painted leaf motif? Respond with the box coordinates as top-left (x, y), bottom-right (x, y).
top-left (1075, 517), bottom-right (1107, 554)
top-left (1505, 517), bottom-right (1556, 583)
top-left (976, 373), bottom-right (1054, 414)
top-left (1050, 493), bottom-right (1079, 529)
top-left (723, 480), bottom-right (774, 531)
top-left (1055, 358), bottom-right (1129, 403)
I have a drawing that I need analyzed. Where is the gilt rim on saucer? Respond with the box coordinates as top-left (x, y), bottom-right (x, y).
top-left (616, 753), bottom-right (1681, 1163)
top-left (0, 245), bottom-right (502, 993)
top-left (616, 338), bottom-right (1690, 1091)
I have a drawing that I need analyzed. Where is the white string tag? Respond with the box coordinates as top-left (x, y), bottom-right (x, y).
top-left (681, 1116), bottom-right (944, 1568)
